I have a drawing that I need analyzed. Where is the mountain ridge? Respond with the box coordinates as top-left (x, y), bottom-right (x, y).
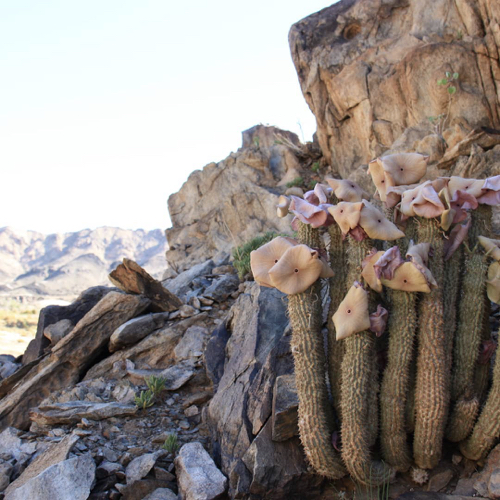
top-left (0, 226), bottom-right (168, 300)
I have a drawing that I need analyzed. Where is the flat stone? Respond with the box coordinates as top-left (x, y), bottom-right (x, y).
top-left (30, 401), bottom-right (137, 426)
top-left (182, 391), bottom-right (212, 409)
top-left (174, 326), bottom-right (209, 362)
top-left (179, 305), bottom-right (197, 318)
top-left (0, 362), bottom-right (19, 380)
top-left (489, 469), bottom-right (500, 499)
top-left (203, 274), bottom-right (239, 302)
top-left (163, 260), bottom-right (214, 298)
top-left (44, 319), bottom-right (73, 345)
top-left (4, 433), bottom-right (80, 497)
top-left (5, 453), bottom-right (95, 500)
top-left (174, 442), bottom-right (227, 500)
top-left (126, 451), bottom-right (165, 485)
top-left (109, 313), bottom-right (170, 352)
top-left (143, 488), bottom-right (177, 500)
top-left (96, 461), bottom-right (123, 479)
top-left (427, 469), bottom-right (454, 492)
top-left (271, 374), bottom-right (298, 442)
top-left (160, 364), bottom-right (196, 391)
top-left (203, 322), bottom-right (230, 388)
top-left (211, 265), bottom-right (236, 275)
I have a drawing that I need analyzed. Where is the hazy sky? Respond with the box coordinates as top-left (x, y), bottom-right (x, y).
top-left (1, 1), bottom-right (332, 234)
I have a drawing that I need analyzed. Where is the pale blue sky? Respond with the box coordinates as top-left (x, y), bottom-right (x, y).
top-left (1, 1), bottom-right (332, 233)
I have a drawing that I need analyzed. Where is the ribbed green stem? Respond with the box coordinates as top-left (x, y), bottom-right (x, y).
top-left (380, 290), bottom-right (417, 471)
top-left (443, 247), bottom-right (463, 380)
top-left (327, 224), bottom-right (346, 417)
top-left (468, 205), bottom-right (492, 244)
top-left (460, 342), bottom-right (500, 460)
top-left (446, 396), bottom-right (479, 442)
top-left (413, 217), bottom-right (447, 469)
top-left (289, 287), bottom-right (345, 478)
top-left (298, 221), bottom-right (321, 248)
top-left (474, 292), bottom-right (492, 403)
top-left (340, 237), bottom-right (391, 485)
top-left (450, 251), bottom-right (486, 401)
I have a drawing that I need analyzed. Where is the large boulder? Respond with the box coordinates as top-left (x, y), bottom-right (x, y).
top-left (206, 283), bottom-right (326, 499)
top-left (289, 0), bottom-right (500, 179)
top-left (166, 125), bottom-right (300, 272)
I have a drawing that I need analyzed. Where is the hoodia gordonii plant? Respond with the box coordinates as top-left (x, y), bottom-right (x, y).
top-left (249, 165), bottom-right (500, 484)
top-left (329, 200), bottom-right (403, 485)
top-left (254, 189), bottom-right (346, 479)
top-left (324, 178), bottom-right (368, 417)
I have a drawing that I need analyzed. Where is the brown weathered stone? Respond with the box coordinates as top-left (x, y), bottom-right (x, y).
top-left (109, 259), bottom-right (182, 312)
top-left (289, 0), bottom-right (500, 179)
top-left (271, 374), bottom-right (299, 442)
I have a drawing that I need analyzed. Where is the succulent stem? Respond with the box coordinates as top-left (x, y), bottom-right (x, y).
top-left (289, 222), bottom-right (345, 478)
top-left (413, 217), bottom-right (447, 469)
top-left (380, 289), bottom-right (417, 471)
top-left (460, 342), bottom-right (500, 460)
top-left (327, 223), bottom-right (346, 417)
top-left (340, 237), bottom-right (392, 485)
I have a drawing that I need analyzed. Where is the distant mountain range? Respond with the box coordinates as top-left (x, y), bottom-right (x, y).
top-left (0, 226), bottom-right (169, 300)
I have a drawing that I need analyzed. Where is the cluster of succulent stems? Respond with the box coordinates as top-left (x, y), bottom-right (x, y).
top-left (250, 155), bottom-right (500, 485)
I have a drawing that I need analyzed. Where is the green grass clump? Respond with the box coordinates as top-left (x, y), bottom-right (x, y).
top-left (134, 389), bottom-right (155, 410)
top-left (232, 232), bottom-right (279, 280)
top-left (286, 176), bottom-right (304, 188)
top-left (145, 375), bottom-right (166, 396)
top-left (162, 433), bottom-right (180, 455)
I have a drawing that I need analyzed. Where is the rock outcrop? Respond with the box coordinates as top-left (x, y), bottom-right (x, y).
top-left (166, 125), bottom-right (303, 272)
top-left (289, 0), bottom-right (500, 180)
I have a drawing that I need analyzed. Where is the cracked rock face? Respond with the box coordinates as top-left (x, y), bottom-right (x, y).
top-left (165, 125), bottom-right (301, 273)
top-left (289, 0), bottom-right (500, 179)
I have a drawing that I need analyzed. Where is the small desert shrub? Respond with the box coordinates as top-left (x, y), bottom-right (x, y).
top-left (232, 232), bottom-right (279, 280)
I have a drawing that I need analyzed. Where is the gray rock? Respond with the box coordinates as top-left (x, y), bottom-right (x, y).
top-left (43, 319), bottom-right (73, 345)
top-left (109, 312), bottom-right (170, 352)
top-left (4, 433), bottom-right (79, 497)
top-left (203, 274), bottom-right (240, 302)
top-left (143, 488), bottom-right (177, 500)
top-left (1, 292), bottom-right (149, 430)
top-left (153, 467), bottom-right (175, 482)
top-left (163, 260), bottom-right (214, 298)
top-left (203, 322), bottom-right (230, 388)
top-left (179, 305), bottom-right (197, 318)
top-left (160, 364), bottom-right (196, 391)
top-left (0, 460), bottom-right (13, 492)
top-left (0, 427), bottom-right (36, 461)
top-left (489, 469), bottom-right (500, 499)
top-left (84, 314), bottom-right (207, 380)
top-left (174, 326), bottom-right (209, 362)
top-left (207, 283), bottom-right (299, 498)
top-left (29, 401), bottom-right (137, 426)
top-left (5, 453), bottom-right (95, 500)
top-left (174, 442), bottom-right (227, 500)
top-left (96, 461), bottom-right (123, 479)
top-left (126, 451), bottom-right (164, 485)
top-left (0, 362), bottom-right (19, 380)
top-left (23, 285), bottom-right (114, 364)
top-left (474, 444), bottom-right (500, 497)
top-left (242, 419), bottom-right (322, 498)
top-left (271, 374), bottom-right (298, 442)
